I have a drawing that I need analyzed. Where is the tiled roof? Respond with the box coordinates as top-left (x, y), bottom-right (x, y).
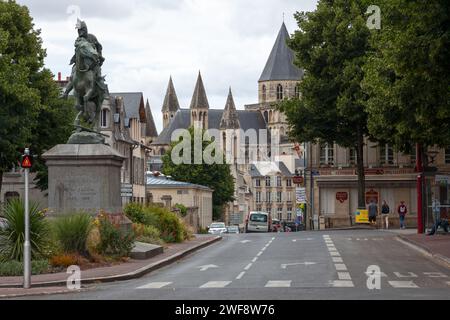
top-left (146, 176), bottom-right (212, 191)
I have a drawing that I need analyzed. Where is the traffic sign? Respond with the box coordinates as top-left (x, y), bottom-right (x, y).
top-left (21, 155), bottom-right (32, 168)
top-left (121, 193), bottom-right (133, 197)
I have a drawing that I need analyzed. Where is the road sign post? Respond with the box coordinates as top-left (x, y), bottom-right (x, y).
top-left (21, 148), bottom-right (32, 289)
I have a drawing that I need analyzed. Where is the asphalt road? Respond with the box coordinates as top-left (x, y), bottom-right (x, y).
top-left (21, 230), bottom-right (450, 300)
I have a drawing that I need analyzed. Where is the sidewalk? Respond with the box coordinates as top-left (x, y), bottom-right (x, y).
top-left (392, 230), bottom-right (450, 269)
top-left (0, 234), bottom-right (221, 298)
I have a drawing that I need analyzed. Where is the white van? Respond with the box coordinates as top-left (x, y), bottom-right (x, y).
top-left (245, 211), bottom-right (271, 233)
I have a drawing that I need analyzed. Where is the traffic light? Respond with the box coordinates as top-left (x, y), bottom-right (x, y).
top-left (21, 149), bottom-right (32, 169)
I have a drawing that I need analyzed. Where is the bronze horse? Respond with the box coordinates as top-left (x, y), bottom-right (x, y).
top-left (63, 37), bottom-right (107, 132)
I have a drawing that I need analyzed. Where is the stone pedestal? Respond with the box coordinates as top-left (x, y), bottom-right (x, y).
top-left (42, 144), bottom-right (125, 216)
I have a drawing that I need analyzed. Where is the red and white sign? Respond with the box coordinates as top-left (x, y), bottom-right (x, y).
top-left (336, 192), bottom-right (348, 203)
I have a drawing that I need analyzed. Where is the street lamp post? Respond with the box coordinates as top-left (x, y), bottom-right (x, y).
top-left (416, 143), bottom-right (424, 234)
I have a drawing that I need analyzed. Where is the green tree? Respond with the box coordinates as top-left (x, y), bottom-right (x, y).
top-left (362, 0), bottom-right (450, 155)
top-left (0, 1), bottom-right (74, 195)
top-left (162, 127), bottom-right (235, 220)
top-left (279, 0), bottom-right (373, 208)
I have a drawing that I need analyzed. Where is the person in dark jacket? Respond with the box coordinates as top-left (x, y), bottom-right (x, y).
top-left (381, 200), bottom-right (390, 229)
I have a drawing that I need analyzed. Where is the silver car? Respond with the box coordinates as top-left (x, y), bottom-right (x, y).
top-left (208, 222), bottom-right (227, 234)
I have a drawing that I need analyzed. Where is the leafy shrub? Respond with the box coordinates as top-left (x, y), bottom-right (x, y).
top-left (149, 206), bottom-right (185, 243)
top-left (198, 227), bottom-right (209, 234)
top-left (97, 214), bottom-right (135, 257)
top-left (0, 259), bottom-right (50, 276)
top-left (133, 223), bottom-right (163, 245)
top-left (52, 213), bottom-right (93, 256)
top-left (124, 202), bottom-right (158, 226)
top-left (0, 199), bottom-right (50, 262)
top-left (174, 203), bottom-right (187, 217)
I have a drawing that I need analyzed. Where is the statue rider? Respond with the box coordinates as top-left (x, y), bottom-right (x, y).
top-left (71, 20), bottom-right (104, 71)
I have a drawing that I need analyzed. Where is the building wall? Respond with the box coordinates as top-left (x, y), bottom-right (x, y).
top-left (1, 171), bottom-right (47, 210)
top-left (147, 187), bottom-right (213, 229)
top-left (258, 80), bottom-right (299, 103)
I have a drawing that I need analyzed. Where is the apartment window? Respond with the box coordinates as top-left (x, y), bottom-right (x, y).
top-left (277, 191), bottom-right (282, 203)
top-left (349, 148), bottom-right (357, 164)
top-left (286, 179), bottom-right (292, 187)
top-left (266, 191), bottom-right (271, 203)
top-left (276, 84), bottom-right (283, 100)
top-left (255, 179), bottom-right (261, 187)
top-left (287, 192), bottom-right (292, 202)
top-left (445, 148), bottom-right (450, 164)
top-left (256, 206), bottom-right (262, 212)
top-left (256, 191), bottom-right (261, 203)
top-left (100, 109), bottom-right (108, 128)
top-left (277, 207), bottom-right (283, 220)
top-left (380, 143), bottom-right (394, 165)
top-left (277, 176), bottom-right (282, 187)
top-left (320, 143), bottom-right (334, 165)
top-left (265, 176), bottom-right (271, 187)
top-left (287, 211), bottom-right (292, 221)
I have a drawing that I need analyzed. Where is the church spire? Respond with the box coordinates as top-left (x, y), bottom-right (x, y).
top-left (190, 71), bottom-right (209, 109)
top-left (220, 87), bottom-right (240, 130)
top-left (162, 76), bottom-right (180, 112)
top-left (258, 22), bottom-right (303, 82)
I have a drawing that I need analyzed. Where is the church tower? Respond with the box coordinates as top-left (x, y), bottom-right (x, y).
top-left (161, 76), bottom-right (180, 129)
top-left (190, 71), bottom-right (209, 129)
top-left (258, 22), bottom-right (304, 151)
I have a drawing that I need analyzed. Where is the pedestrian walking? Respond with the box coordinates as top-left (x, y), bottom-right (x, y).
top-left (381, 200), bottom-right (390, 229)
top-left (397, 201), bottom-right (407, 229)
top-left (368, 200), bottom-right (378, 226)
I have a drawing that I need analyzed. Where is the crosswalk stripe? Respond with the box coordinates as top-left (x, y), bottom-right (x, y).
top-left (423, 272), bottom-right (448, 278)
top-left (200, 281), bottom-right (232, 288)
top-left (338, 272), bottom-right (352, 280)
top-left (329, 251), bottom-right (340, 256)
top-left (335, 264), bottom-right (347, 271)
top-left (364, 271), bottom-right (388, 277)
top-left (332, 257), bottom-right (343, 263)
top-left (265, 280), bottom-right (291, 288)
top-left (332, 280), bottom-right (354, 287)
top-left (388, 281), bottom-right (419, 288)
top-left (137, 282), bottom-right (172, 289)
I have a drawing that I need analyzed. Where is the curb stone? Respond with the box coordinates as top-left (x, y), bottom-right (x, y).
top-left (0, 236), bottom-right (222, 289)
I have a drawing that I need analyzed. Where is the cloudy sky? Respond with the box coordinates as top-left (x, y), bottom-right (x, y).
top-left (18, 0), bottom-right (318, 133)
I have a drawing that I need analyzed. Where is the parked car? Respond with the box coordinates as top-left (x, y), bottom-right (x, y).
top-left (226, 225), bottom-right (240, 234)
top-left (208, 222), bottom-right (227, 234)
top-left (0, 217), bottom-right (8, 230)
top-left (285, 221), bottom-right (304, 232)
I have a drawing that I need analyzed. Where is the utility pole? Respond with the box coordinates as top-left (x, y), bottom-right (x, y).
top-left (21, 148), bottom-right (32, 288)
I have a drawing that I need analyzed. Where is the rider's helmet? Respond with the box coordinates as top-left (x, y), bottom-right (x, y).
top-left (76, 19), bottom-right (88, 36)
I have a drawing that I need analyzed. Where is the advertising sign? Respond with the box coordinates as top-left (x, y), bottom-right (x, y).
top-left (355, 209), bottom-right (369, 224)
top-left (296, 187), bottom-right (307, 204)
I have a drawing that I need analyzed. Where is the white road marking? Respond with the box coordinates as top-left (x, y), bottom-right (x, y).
top-left (236, 272), bottom-right (245, 280)
top-left (197, 264), bottom-right (218, 271)
top-left (338, 272), bottom-right (352, 280)
top-left (394, 272), bottom-right (418, 278)
top-left (252, 257), bottom-right (258, 263)
top-left (244, 263), bottom-right (253, 270)
top-left (364, 271), bottom-right (387, 277)
top-left (257, 251), bottom-right (263, 256)
top-left (328, 247), bottom-right (337, 252)
top-left (281, 262), bottom-right (316, 269)
top-left (137, 282), bottom-right (172, 289)
top-left (330, 251), bottom-right (341, 256)
top-left (423, 272), bottom-right (448, 278)
top-left (335, 264), bottom-right (347, 271)
top-left (292, 238), bottom-right (314, 242)
top-left (332, 280), bottom-right (354, 287)
top-left (200, 281), bottom-right (232, 288)
top-left (332, 257), bottom-right (343, 263)
top-left (265, 280), bottom-right (291, 288)
top-left (240, 240), bottom-right (251, 243)
top-left (388, 281), bottom-right (419, 288)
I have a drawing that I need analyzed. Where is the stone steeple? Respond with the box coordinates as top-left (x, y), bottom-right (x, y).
top-left (162, 76), bottom-right (180, 129)
top-left (145, 99), bottom-right (158, 138)
top-left (190, 71), bottom-right (209, 129)
top-left (220, 88), bottom-right (240, 130)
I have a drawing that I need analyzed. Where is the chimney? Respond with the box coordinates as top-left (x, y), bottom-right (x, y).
top-left (58, 72), bottom-right (61, 81)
